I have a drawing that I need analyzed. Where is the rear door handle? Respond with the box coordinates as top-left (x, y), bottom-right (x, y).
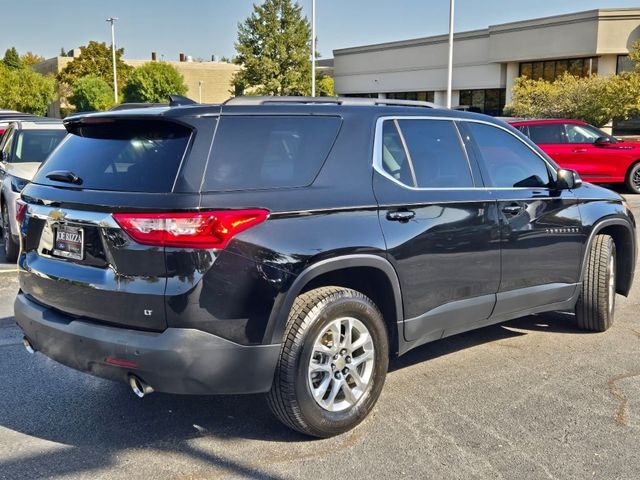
top-left (572, 148), bottom-right (588, 153)
top-left (501, 205), bottom-right (523, 215)
top-left (386, 210), bottom-right (416, 222)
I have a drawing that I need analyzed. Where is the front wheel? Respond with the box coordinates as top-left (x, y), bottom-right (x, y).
top-left (575, 234), bottom-right (616, 332)
top-left (625, 162), bottom-right (640, 194)
top-left (267, 287), bottom-right (389, 437)
top-left (1, 203), bottom-right (19, 263)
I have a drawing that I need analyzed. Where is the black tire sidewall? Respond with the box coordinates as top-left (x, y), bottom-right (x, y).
top-left (293, 294), bottom-right (388, 436)
top-left (626, 163), bottom-right (640, 194)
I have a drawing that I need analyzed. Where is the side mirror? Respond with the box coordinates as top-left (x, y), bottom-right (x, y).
top-left (594, 136), bottom-right (613, 146)
top-left (556, 168), bottom-right (583, 190)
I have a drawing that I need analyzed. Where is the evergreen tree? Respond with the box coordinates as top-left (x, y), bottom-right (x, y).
top-left (232, 0), bottom-right (312, 96)
top-left (3, 47), bottom-right (23, 70)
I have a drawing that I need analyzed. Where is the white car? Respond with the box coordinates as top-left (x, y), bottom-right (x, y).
top-left (0, 120), bottom-right (66, 261)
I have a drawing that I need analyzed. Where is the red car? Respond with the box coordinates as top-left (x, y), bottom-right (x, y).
top-left (508, 119), bottom-right (640, 193)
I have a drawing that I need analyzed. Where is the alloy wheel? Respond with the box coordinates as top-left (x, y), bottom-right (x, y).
top-left (307, 316), bottom-right (375, 412)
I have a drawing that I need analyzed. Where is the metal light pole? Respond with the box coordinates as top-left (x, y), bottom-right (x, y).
top-left (311, 0), bottom-right (316, 97)
top-left (446, 0), bottom-right (455, 108)
top-left (106, 17), bottom-right (119, 104)
top-left (198, 80), bottom-right (204, 103)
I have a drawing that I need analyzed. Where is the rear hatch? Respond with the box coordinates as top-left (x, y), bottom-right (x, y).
top-left (19, 117), bottom-right (198, 331)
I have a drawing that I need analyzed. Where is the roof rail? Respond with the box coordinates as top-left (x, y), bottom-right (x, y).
top-left (223, 96), bottom-right (439, 109)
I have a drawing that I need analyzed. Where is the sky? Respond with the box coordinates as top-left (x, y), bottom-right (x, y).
top-left (1, 0), bottom-right (640, 61)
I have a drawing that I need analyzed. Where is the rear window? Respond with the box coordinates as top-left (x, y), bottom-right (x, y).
top-left (13, 130), bottom-right (66, 163)
top-left (33, 120), bottom-right (191, 192)
top-left (203, 116), bottom-right (341, 191)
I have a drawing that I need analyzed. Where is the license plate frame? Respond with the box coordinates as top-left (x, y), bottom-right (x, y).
top-left (53, 225), bottom-right (84, 261)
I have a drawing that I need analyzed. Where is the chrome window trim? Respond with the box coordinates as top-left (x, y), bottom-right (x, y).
top-left (392, 119), bottom-right (417, 187)
top-left (372, 115), bottom-right (558, 192)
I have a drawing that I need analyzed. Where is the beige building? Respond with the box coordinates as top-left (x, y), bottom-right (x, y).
top-left (33, 53), bottom-right (240, 117)
top-left (333, 8), bottom-right (640, 118)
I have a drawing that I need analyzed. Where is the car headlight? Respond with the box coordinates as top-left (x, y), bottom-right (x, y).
top-left (10, 176), bottom-right (29, 193)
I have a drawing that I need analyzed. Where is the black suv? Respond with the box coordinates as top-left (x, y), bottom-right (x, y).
top-left (14, 97), bottom-right (637, 437)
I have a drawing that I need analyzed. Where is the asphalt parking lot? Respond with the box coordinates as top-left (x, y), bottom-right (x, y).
top-left (0, 193), bottom-right (639, 480)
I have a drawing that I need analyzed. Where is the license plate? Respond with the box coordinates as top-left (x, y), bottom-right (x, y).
top-left (53, 225), bottom-right (84, 260)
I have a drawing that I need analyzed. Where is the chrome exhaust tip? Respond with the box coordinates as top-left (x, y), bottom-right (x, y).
top-left (22, 337), bottom-right (35, 354)
top-left (129, 375), bottom-right (154, 398)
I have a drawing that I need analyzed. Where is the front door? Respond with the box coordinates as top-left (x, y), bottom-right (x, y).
top-left (462, 121), bottom-right (585, 319)
top-left (373, 117), bottom-right (501, 346)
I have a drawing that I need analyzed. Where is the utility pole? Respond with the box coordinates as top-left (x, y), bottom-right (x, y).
top-left (198, 80), bottom-right (204, 103)
top-left (311, 0), bottom-right (316, 97)
top-left (446, 0), bottom-right (455, 108)
top-left (106, 17), bottom-right (119, 104)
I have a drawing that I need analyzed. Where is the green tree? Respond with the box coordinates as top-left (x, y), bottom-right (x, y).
top-left (122, 62), bottom-right (188, 103)
top-left (0, 63), bottom-right (55, 115)
top-left (316, 75), bottom-right (335, 97)
top-left (3, 47), bottom-right (23, 69)
top-left (58, 41), bottom-right (132, 94)
top-left (70, 75), bottom-right (115, 112)
top-left (232, 0), bottom-right (312, 96)
top-left (506, 72), bottom-right (640, 127)
top-left (21, 52), bottom-right (45, 67)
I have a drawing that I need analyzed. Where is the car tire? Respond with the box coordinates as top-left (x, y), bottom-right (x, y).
top-left (624, 162), bottom-right (640, 194)
top-left (575, 234), bottom-right (616, 332)
top-left (267, 286), bottom-right (389, 438)
top-left (1, 203), bottom-right (19, 263)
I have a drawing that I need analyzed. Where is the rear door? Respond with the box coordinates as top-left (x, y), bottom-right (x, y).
top-left (462, 121), bottom-right (584, 319)
top-left (373, 117), bottom-right (501, 345)
top-left (19, 117), bottom-right (211, 331)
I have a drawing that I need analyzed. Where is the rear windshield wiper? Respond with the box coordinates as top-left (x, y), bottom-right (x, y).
top-left (46, 170), bottom-right (83, 185)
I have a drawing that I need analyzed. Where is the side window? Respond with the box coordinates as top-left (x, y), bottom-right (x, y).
top-left (381, 121), bottom-right (414, 186)
top-left (466, 122), bottom-right (551, 188)
top-left (527, 124), bottom-right (567, 144)
top-left (564, 123), bottom-right (603, 144)
top-left (396, 119), bottom-right (473, 188)
top-left (515, 125), bottom-right (529, 137)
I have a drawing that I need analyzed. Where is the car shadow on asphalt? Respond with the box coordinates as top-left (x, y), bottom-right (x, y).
top-left (390, 311), bottom-right (584, 372)
top-left (0, 311), bottom-right (584, 478)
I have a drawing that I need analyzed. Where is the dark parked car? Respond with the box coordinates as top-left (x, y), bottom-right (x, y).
top-left (14, 97), bottom-right (636, 437)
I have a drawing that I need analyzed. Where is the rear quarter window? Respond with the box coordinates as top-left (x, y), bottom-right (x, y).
top-left (203, 116), bottom-right (341, 191)
top-left (33, 120), bottom-right (192, 193)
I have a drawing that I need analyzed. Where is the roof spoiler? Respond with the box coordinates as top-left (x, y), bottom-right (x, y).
top-left (169, 95), bottom-right (197, 107)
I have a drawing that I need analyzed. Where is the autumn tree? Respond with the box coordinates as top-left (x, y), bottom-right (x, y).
top-left (232, 0), bottom-right (312, 96)
top-left (21, 52), bottom-right (45, 67)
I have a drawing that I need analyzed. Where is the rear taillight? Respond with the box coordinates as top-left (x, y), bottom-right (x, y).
top-left (112, 210), bottom-right (269, 249)
top-left (15, 200), bottom-right (27, 224)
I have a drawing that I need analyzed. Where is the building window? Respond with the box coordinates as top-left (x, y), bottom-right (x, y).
top-left (519, 57), bottom-right (598, 81)
top-left (342, 93), bottom-right (379, 98)
top-left (386, 91), bottom-right (435, 102)
top-left (617, 55), bottom-right (636, 74)
top-left (458, 89), bottom-right (506, 116)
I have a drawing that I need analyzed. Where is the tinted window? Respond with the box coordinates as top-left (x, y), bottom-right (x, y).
top-left (527, 124), bottom-right (567, 144)
top-left (381, 121), bottom-right (414, 186)
top-left (466, 122), bottom-right (551, 188)
top-left (397, 119), bottom-right (473, 188)
top-left (34, 120), bottom-right (191, 192)
top-left (13, 130), bottom-right (66, 163)
top-left (204, 116), bottom-right (341, 191)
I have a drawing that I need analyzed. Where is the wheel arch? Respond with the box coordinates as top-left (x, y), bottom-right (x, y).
top-left (265, 254), bottom-right (404, 355)
top-left (582, 218), bottom-right (636, 296)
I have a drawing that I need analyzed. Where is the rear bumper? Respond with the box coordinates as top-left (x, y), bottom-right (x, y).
top-left (14, 293), bottom-right (281, 395)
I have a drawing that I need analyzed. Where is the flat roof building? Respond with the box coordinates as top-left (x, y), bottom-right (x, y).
top-left (333, 8), bottom-right (640, 117)
top-left (33, 53), bottom-right (240, 117)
